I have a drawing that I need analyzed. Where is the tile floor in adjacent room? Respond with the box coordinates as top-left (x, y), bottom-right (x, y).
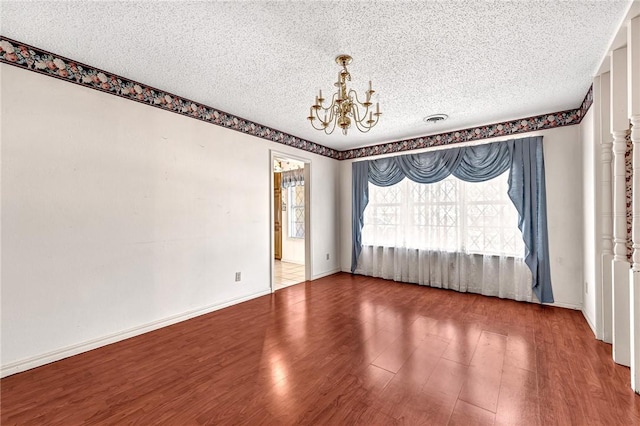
top-left (273, 260), bottom-right (305, 290)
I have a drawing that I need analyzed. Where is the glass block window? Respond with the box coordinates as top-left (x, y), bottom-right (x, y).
top-left (362, 171), bottom-right (524, 256)
top-left (288, 185), bottom-right (305, 239)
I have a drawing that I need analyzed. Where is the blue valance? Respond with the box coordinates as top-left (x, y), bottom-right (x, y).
top-left (281, 169), bottom-right (304, 188)
top-left (351, 136), bottom-right (553, 303)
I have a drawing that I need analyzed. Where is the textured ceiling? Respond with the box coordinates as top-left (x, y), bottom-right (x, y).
top-left (1, 1), bottom-right (632, 151)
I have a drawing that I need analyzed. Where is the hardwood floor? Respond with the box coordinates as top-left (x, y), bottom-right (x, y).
top-left (2, 273), bottom-right (639, 425)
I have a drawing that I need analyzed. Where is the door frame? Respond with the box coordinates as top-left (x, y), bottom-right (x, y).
top-left (269, 150), bottom-right (312, 293)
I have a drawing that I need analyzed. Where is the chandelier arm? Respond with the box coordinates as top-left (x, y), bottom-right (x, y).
top-left (349, 101), bottom-right (366, 127)
top-left (313, 105), bottom-right (330, 122)
top-left (351, 100), bottom-right (374, 130)
top-left (353, 113), bottom-right (374, 133)
top-left (349, 90), bottom-right (378, 131)
top-left (349, 89), bottom-right (371, 109)
top-left (312, 106), bottom-right (335, 131)
top-left (310, 93), bottom-right (338, 131)
top-left (309, 117), bottom-right (328, 131)
top-left (326, 93), bottom-right (340, 121)
top-left (315, 93), bottom-right (337, 124)
top-left (352, 103), bottom-right (380, 133)
top-left (353, 90), bottom-right (381, 129)
top-left (323, 108), bottom-right (339, 135)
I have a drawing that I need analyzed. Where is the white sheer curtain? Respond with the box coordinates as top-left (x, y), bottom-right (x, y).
top-left (356, 171), bottom-right (534, 302)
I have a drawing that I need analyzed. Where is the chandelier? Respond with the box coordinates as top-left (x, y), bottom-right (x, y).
top-left (307, 55), bottom-right (381, 135)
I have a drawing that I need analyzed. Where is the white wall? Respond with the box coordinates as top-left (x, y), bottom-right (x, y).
top-left (581, 107), bottom-right (600, 332)
top-left (0, 60), bottom-right (588, 376)
top-left (340, 124), bottom-right (585, 309)
top-left (310, 158), bottom-right (341, 277)
top-left (1, 64), bottom-right (341, 375)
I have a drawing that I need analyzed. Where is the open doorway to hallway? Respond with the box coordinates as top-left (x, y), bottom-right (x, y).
top-left (273, 156), bottom-right (306, 291)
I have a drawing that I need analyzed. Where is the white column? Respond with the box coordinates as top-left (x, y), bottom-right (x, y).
top-left (590, 75), bottom-right (604, 341)
top-left (612, 131), bottom-right (628, 265)
top-left (627, 15), bottom-right (640, 393)
top-left (631, 112), bottom-right (640, 392)
top-left (611, 46), bottom-right (630, 367)
top-left (600, 73), bottom-right (614, 344)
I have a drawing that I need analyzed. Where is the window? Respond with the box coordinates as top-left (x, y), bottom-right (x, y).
top-left (288, 185), bottom-right (305, 238)
top-left (362, 171), bottom-right (524, 256)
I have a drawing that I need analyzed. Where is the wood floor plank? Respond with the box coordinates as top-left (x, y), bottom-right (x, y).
top-left (441, 334), bottom-right (481, 366)
top-left (457, 331), bottom-right (507, 412)
top-left (503, 330), bottom-right (537, 372)
top-left (495, 364), bottom-right (540, 426)
top-left (371, 338), bottom-right (420, 374)
top-left (448, 399), bottom-right (495, 426)
top-left (2, 273), bottom-right (639, 425)
top-left (458, 365), bottom-right (503, 413)
top-left (422, 358), bottom-right (469, 398)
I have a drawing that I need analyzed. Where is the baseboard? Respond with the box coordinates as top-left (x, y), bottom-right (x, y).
top-left (582, 309), bottom-right (598, 337)
top-left (1, 289), bottom-right (271, 378)
top-left (344, 270), bottom-right (584, 310)
top-left (311, 268), bottom-right (342, 280)
top-left (545, 301), bottom-right (583, 310)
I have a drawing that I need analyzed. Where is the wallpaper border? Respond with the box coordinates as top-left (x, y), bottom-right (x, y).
top-left (337, 87), bottom-right (593, 160)
top-left (0, 36), bottom-right (592, 161)
top-left (0, 36), bottom-right (339, 159)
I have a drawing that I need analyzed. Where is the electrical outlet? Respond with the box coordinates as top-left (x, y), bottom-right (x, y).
top-left (235, 272), bottom-right (241, 282)
top-left (326, 253), bottom-right (330, 260)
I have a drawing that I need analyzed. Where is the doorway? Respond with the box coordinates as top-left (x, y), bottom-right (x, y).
top-left (271, 154), bottom-right (309, 291)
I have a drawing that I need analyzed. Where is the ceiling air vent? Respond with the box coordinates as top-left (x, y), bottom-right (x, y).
top-left (423, 114), bottom-right (448, 124)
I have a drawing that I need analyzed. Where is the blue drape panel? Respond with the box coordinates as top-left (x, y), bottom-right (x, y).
top-left (396, 148), bottom-right (462, 184)
top-left (507, 137), bottom-right (553, 303)
top-left (452, 142), bottom-right (511, 182)
top-left (351, 161), bottom-right (369, 273)
top-left (368, 157), bottom-right (405, 187)
top-left (351, 136), bottom-right (554, 303)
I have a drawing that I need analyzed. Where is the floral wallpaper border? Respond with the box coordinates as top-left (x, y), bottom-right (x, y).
top-left (0, 36), bottom-right (592, 161)
top-left (0, 37), bottom-right (339, 159)
top-left (337, 87), bottom-right (593, 160)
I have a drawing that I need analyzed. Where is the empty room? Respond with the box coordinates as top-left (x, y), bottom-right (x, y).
top-left (2, 1), bottom-right (640, 424)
